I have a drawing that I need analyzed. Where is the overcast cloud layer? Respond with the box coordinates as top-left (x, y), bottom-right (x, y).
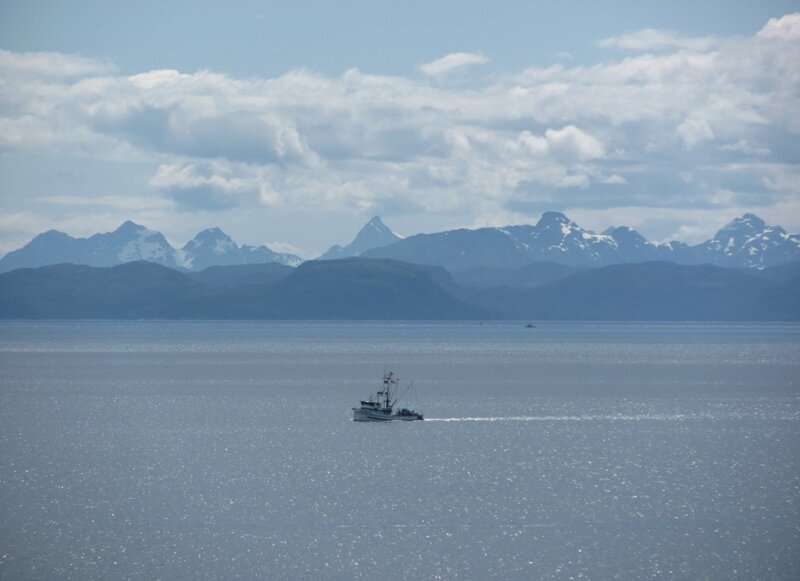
top-left (0, 13), bottom-right (798, 255)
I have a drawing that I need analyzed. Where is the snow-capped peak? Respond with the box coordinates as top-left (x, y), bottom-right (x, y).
top-left (699, 213), bottom-right (799, 268)
top-left (114, 222), bottom-right (175, 264)
top-left (181, 227), bottom-right (241, 269)
top-left (180, 226), bottom-right (303, 270)
top-left (529, 211), bottom-right (614, 255)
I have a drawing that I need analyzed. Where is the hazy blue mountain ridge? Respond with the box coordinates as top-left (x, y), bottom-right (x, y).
top-left (0, 262), bottom-right (206, 318)
top-left (450, 262), bottom-right (586, 289)
top-left (186, 262), bottom-right (294, 287)
top-left (477, 261), bottom-right (800, 321)
top-left (0, 258), bottom-right (797, 321)
top-left (0, 259), bottom-right (488, 320)
top-left (255, 258), bottom-right (488, 319)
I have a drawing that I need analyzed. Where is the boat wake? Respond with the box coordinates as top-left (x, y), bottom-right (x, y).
top-left (425, 413), bottom-right (735, 422)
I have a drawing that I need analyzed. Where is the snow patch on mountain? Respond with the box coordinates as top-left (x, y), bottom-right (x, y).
top-left (696, 213), bottom-right (800, 268)
top-left (116, 224), bottom-right (175, 264)
top-left (1, 213), bottom-right (798, 274)
top-left (0, 221), bottom-right (302, 273)
top-left (364, 211), bottom-right (799, 270)
top-left (182, 227), bottom-right (302, 270)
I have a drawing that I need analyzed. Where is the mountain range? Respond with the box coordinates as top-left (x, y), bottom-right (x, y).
top-left (1, 258), bottom-right (797, 321)
top-left (0, 221), bottom-right (301, 274)
top-left (363, 212), bottom-right (800, 270)
top-left (1, 212), bottom-right (798, 276)
top-left (2, 208), bottom-right (797, 320)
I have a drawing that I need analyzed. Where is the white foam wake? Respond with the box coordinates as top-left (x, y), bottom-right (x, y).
top-left (427, 414), bottom-right (704, 422)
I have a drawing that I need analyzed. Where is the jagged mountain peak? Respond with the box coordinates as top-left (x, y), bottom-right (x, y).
top-left (319, 215), bottom-right (402, 260)
top-left (187, 227), bottom-right (235, 245)
top-left (718, 213), bottom-right (767, 235)
top-left (181, 228), bottom-right (244, 269)
top-left (363, 216), bottom-right (402, 237)
top-left (740, 212), bottom-right (766, 225)
top-left (366, 215), bottom-right (387, 228)
top-left (609, 226), bottom-right (648, 244)
top-left (694, 213), bottom-right (798, 268)
top-left (180, 226), bottom-right (302, 270)
top-left (197, 226), bottom-right (228, 236)
top-left (352, 215), bottom-right (400, 243)
top-left (34, 229), bottom-right (71, 241)
top-left (183, 228), bottom-right (236, 252)
top-left (529, 211), bottom-right (612, 251)
top-left (536, 211), bottom-right (572, 227)
top-left (113, 220), bottom-right (149, 235)
top-left (710, 213), bottom-right (773, 245)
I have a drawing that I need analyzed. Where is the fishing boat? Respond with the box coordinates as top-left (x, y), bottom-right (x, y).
top-left (353, 371), bottom-right (423, 422)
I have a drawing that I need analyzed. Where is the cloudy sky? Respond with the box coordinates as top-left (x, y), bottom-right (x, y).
top-left (1, 1), bottom-right (799, 257)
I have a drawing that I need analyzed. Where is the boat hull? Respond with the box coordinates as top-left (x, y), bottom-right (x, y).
top-left (353, 408), bottom-right (423, 422)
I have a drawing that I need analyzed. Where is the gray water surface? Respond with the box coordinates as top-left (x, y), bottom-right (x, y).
top-left (1, 321), bottom-right (798, 579)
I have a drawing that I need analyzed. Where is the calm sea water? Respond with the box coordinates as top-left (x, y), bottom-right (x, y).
top-left (1, 321), bottom-right (798, 580)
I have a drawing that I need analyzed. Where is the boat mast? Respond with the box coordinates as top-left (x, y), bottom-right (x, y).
top-left (384, 372), bottom-right (392, 409)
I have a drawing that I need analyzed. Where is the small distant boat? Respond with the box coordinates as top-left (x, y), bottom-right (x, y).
top-left (353, 372), bottom-right (423, 422)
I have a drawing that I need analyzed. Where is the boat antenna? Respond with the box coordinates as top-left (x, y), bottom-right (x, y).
top-left (391, 380), bottom-right (414, 408)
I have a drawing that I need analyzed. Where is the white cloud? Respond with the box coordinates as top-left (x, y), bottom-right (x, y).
top-left (676, 118), bottom-right (715, 150)
top-left (1, 13), bottom-right (799, 240)
top-left (419, 52), bottom-right (489, 77)
top-left (0, 49), bottom-right (114, 78)
top-left (0, 211), bottom-right (57, 255)
top-left (147, 160), bottom-right (282, 210)
top-left (149, 161), bottom-right (263, 196)
top-left (602, 174), bottom-right (627, 184)
top-left (514, 125), bottom-right (605, 163)
top-left (720, 139), bottom-right (770, 157)
top-left (544, 125), bottom-right (606, 160)
top-left (597, 29), bottom-right (715, 52)
top-left (516, 131), bottom-right (548, 156)
top-left (565, 206), bottom-right (747, 245)
top-left (758, 12), bottom-right (800, 40)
